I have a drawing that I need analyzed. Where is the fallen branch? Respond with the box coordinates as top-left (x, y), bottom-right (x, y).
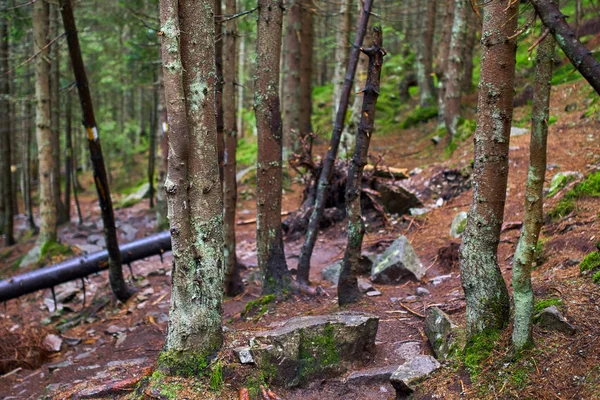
top-left (236, 211), bottom-right (291, 225)
top-left (363, 164), bottom-right (409, 179)
top-left (398, 301), bottom-right (425, 318)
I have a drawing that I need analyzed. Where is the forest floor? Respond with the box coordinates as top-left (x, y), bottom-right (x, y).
top-left (1, 79), bottom-right (600, 400)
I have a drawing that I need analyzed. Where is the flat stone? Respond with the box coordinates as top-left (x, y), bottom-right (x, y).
top-left (76, 244), bottom-right (102, 255)
top-left (105, 325), bottom-right (126, 335)
top-left (449, 211), bottom-right (468, 238)
top-left (75, 350), bottom-right (95, 361)
top-left (115, 333), bottom-right (127, 347)
top-left (409, 207), bottom-right (429, 216)
top-left (250, 312), bottom-right (379, 387)
top-left (510, 127), bottom-right (529, 137)
top-left (87, 234), bottom-right (105, 247)
top-left (77, 364), bottom-right (101, 371)
top-left (346, 364), bottom-right (400, 385)
top-left (233, 346), bottom-right (254, 364)
top-left (357, 278), bottom-right (374, 293)
top-left (63, 336), bottom-right (82, 346)
top-left (416, 287), bottom-right (430, 296)
top-left (424, 307), bottom-right (460, 360)
top-left (120, 224), bottom-right (138, 242)
top-left (366, 290), bottom-right (382, 297)
top-left (106, 357), bottom-right (149, 368)
top-left (371, 236), bottom-right (425, 284)
top-left (48, 360), bottom-right (73, 372)
top-left (394, 341), bottom-right (421, 359)
top-left (535, 305), bottom-right (576, 335)
top-left (390, 356), bottom-right (440, 398)
top-left (42, 334), bottom-right (63, 352)
top-left (431, 274), bottom-right (452, 286)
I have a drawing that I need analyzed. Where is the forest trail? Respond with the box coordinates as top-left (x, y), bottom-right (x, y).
top-left (1, 79), bottom-right (599, 399)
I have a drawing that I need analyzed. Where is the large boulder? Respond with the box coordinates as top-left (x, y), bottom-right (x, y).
top-left (249, 312), bottom-right (379, 387)
top-left (371, 236), bottom-right (425, 283)
top-left (390, 355), bottom-right (440, 399)
top-left (424, 307), bottom-right (461, 360)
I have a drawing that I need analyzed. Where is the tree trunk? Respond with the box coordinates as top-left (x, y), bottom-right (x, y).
top-left (530, 0), bottom-right (600, 95)
top-left (64, 81), bottom-right (73, 223)
top-left (34, 0), bottom-right (57, 246)
top-left (158, 0), bottom-right (225, 368)
top-left (22, 52), bottom-right (37, 232)
top-left (155, 70), bottom-right (168, 231)
top-left (255, 0), bottom-right (292, 295)
top-left (461, 8), bottom-right (478, 94)
top-left (415, 0), bottom-right (436, 107)
top-left (435, 0), bottom-right (453, 128)
top-left (444, 0), bottom-right (469, 138)
top-left (60, 0), bottom-right (134, 302)
top-left (512, 19), bottom-right (555, 351)
top-left (459, 0), bottom-right (516, 340)
top-left (282, 0), bottom-right (302, 159)
top-left (215, 0), bottom-right (225, 186)
top-left (0, 0), bottom-right (15, 246)
top-left (237, 32), bottom-right (245, 137)
top-left (222, 0), bottom-right (243, 296)
top-left (298, 0), bottom-right (314, 153)
top-left (332, 0), bottom-right (351, 123)
top-left (148, 78), bottom-right (157, 209)
top-left (338, 27), bottom-right (385, 306)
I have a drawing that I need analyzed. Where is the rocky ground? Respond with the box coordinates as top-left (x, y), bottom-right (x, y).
top-left (0, 80), bottom-right (599, 399)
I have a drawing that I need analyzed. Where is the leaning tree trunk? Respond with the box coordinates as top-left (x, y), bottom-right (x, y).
top-left (223, 0), bottom-right (243, 296)
top-left (338, 27), bottom-right (385, 306)
top-left (296, 0), bottom-right (373, 285)
top-left (459, 0), bottom-right (517, 340)
top-left (414, 0), bottom-right (436, 107)
top-left (255, 0), bottom-right (292, 295)
top-left (282, 0), bottom-right (302, 159)
top-left (60, 0), bottom-right (134, 302)
top-left (444, 0), bottom-right (468, 138)
top-left (0, 0), bottom-right (15, 246)
top-left (332, 0), bottom-right (351, 123)
top-left (158, 0), bottom-right (225, 368)
top-left (34, 0), bottom-right (57, 247)
top-left (530, 0), bottom-right (600, 95)
top-left (435, 0), bottom-right (454, 128)
top-left (512, 19), bottom-right (555, 351)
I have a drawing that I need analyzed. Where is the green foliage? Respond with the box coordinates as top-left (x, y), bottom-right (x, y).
top-left (534, 297), bottom-right (563, 314)
top-left (40, 241), bottom-right (73, 260)
top-left (533, 238), bottom-right (548, 267)
top-left (580, 251), bottom-right (600, 273)
top-left (593, 271), bottom-right (600, 284)
top-left (445, 118), bottom-right (476, 157)
top-left (237, 137), bottom-right (258, 167)
top-left (241, 294), bottom-right (275, 319)
top-left (400, 106), bottom-right (438, 129)
top-left (463, 330), bottom-right (500, 377)
top-left (549, 172), bottom-right (600, 219)
top-left (209, 360), bottom-right (224, 391)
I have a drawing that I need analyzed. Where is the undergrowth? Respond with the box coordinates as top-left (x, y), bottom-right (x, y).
top-left (549, 171), bottom-right (600, 220)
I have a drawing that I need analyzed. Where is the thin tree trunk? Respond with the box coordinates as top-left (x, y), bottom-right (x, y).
top-left (148, 77), bottom-right (157, 209)
top-left (159, 0), bottom-right (225, 365)
top-left (215, 0), bottom-right (225, 186)
top-left (255, 0), bottom-right (292, 295)
top-left (22, 49), bottom-right (37, 232)
top-left (34, 0), bottom-right (57, 246)
top-left (415, 0), bottom-right (436, 107)
top-left (282, 0), bottom-right (302, 159)
top-left (436, 0), bottom-right (454, 128)
top-left (338, 27), bottom-right (385, 306)
top-left (60, 0), bottom-right (134, 302)
top-left (1, 0), bottom-right (15, 246)
top-left (223, 0), bottom-right (243, 295)
top-left (459, 0), bottom-right (517, 340)
top-left (530, 0), bottom-right (600, 95)
top-left (512, 19), bottom-right (555, 351)
top-left (64, 81), bottom-right (73, 222)
top-left (444, 0), bottom-right (469, 138)
top-left (237, 32), bottom-right (245, 137)
top-left (340, 50), bottom-right (367, 157)
top-left (332, 0), bottom-right (351, 122)
top-left (461, 8), bottom-right (478, 94)
top-left (155, 70), bottom-right (168, 230)
top-left (296, 0), bottom-right (373, 285)
top-left (298, 0), bottom-right (314, 154)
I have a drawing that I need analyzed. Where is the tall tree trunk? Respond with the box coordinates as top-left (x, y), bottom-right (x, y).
top-left (296, 0), bottom-right (373, 285)
top-left (223, 0), bottom-right (243, 295)
top-left (22, 51), bottom-right (37, 232)
top-left (530, 0), bottom-right (600, 95)
top-left (436, 0), bottom-right (454, 128)
top-left (215, 0), bottom-right (225, 185)
top-left (332, 0), bottom-right (351, 122)
top-left (148, 78), bottom-right (157, 209)
top-left (155, 70), bottom-right (168, 230)
top-left (60, 0), bottom-right (134, 302)
top-left (338, 27), bottom-right (385, 305)
top-left (158, 0), bottom-right (225, 367)
top-left (255, 0), bottom-right (291, 295)
top-left (1, 0), bottom-right (15, 246)
top-left (444, 0), bottom-right (469, 138)
top-left (414, 0), bottom-right (436, 107)
top-left (512, 19), bottom-right (555, 351)
top-left (461, 8), bottom-right (478, 94)
top-left (34, 0), bottom-right (57, 246)
top-left (64, 82), bottom-right (73, 223)
top-left (237, 32), bottom-right (245, 137)
top-left (459, 0), bottom-right (517, 340)
top-left (340, 50), bottom-right (367, 157)
top-left (298, 0), bottom-right (314, 154)
top-left (282, 0), bottom-right (302, 159)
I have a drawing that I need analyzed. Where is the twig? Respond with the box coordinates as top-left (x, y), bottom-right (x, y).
top-left (398, 301), bottom-right (425, 318)
top-left (0, 33), bottom-right (66, 78)
top-left (217, 7), bottom-right (258, 23)
top-left (528, 28), bottom-right (550, 53)
top-left (4, 0), bottom-right (36, 10)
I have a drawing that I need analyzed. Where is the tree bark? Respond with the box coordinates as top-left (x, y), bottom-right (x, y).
top-left (237, 32), bottom-right (245, 137)
top-left (215, 0), bottom-right (225, 186)
top-left (255, 0), bottom-right (292, 295)
top-left (22, 51), bottom-right (37, 232)
top-left (530, 0), bottom-right (600, 95)
top-left (282, 0), bottom-right (302, 159)
top-left (512, 20), bottom-right (555, 351)
top-left (34, 0), bottom-right (57, 246)
top-left (1, 0), bottom-right (15, 246)
top-left (296, 0), bottom-right (373, 285)
top-left (444, 0), bottom-right (469, 137)
top-left (332, 0), bottom-right (351, 123)
top-left (159, 0), bottom-right (225, 366)
top-left (414, 0), bottom-right (436, 107)
top-left (461, 9), bottom-right (478, 94)
top-left (338, 26), bottom-right (385, 306)
top-left (435, 0), bottom-right (454, 128)
top-left (64, 79), bottom-right (73, 223)
top-left (148, 76), bottom-right (157, 209)
top-left (60, 0), bottom-right (134, 302)
top-left (155, 70), bottom-right (168, 230)
top-left (298, 0), bottom-right (314, 153)
top-left (459, 0), bottom-right (516, 340)
top-left (223, 0), bottom-right (243, 296)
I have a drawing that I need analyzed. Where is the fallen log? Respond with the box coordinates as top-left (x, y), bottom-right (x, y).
top-left (0, 231), bottom-right (171, 303)
top-left (363, 164), bottom-right (409, 180)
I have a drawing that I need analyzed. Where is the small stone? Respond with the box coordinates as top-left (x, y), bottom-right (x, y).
top-left (416, 287), bottom-right (430, 296)
top-left (106, 357), bottom-right (149, 368)
top-left (510, 127), bottom-right (529, 137)
top-left (136, 294), bottom-right (149, 302)
top-left (366, 290), bottom-right (382, 297)
top-left (138, 279), bottom-right (151, 288)
top-left (141, 287), bottom-right (155, 296)
top-left (42, 334), bottom-right (63, 352)
top-left (431, 136), bottom-right (441, 145)
top-left (409, 207), bottom-right (429, 216)
top-left (105, 325), bottom-right (126, 335)
top-left (449, 211), bottom-right (468, 238)
top-left (234, 346), bottom-right (254, 364)
top-left (137, 301), bottom-right (148, 309)
top-left (77, 364), bottom-right (101, 371)
top-left (148, 268), bottom-right (166, 276)
top-left (115, 332), bottom-right (128, 347)
top-left (357, 278), bottom-right (374, 293)
top-left (431, 274), bottom-right (452, 286)
top-left (63, 336), bottom-right (82, 346)
top-left (548, 171), bottom-right (583, 196)
top-left (404, 295), bottom-right (418, 302)
top-left (535, 305), bottom-right (576, 335)
top-left (435, 198), bottom-right (444, 207)
top-left (371, 236), bottom-right (425, 284)
top-left (87, 234), bottom-right (105, 247)
top-left (390, 356), bottom-right (440, 398)
top-left (75, 350), bottom-right (94, 360)
top-left (47, 360), bottom-right (73, 372)
top-left (345, 365), bottom-right (400, 385)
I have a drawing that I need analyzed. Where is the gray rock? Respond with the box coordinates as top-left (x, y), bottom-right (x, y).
top-left (510, 127), bottom-right (529, 137)
top-left (357, 278), bottom-right (374, 293)
top-left (409, 207), bottom-right (430, 216)
top-left (120, 224), bottom-right (138, 242)
top-left (390, 356), bottom-right (440, 398)
top-left (76, 244), bottom-right (102, 255)
top-left (42, 334), bottom-right (63, 352)
top-left (322, 261), bottom-right (342, 285)
top-left (48, 360), bottom-right (73, 372)
top-left (449, 211), bottom-right (468, 238)
top-left (366, 290), bottom-right (382, 297)
top-left (431, 274), bottom-right (452, 286)
top-left (75, 350), bottom-right (95, 361)
top-left (106, 357), bottom-right (149, 368)
top-left (250, 312), bottom-right (379, 387)
top-left (20, 245), bottom-right (41, 268)
top-left (535, 306), bottom-right (576, 335)
top-left (345, 365), bottom-right (400, 385)
top-left (87, 234), bottom-right (105, 247)
top-left (416, 287), bottom-right (430, 296)
top-left (77, 365), bottom-right (101, 371)
top-left (234, 346), bottom-right (254, 364)
top-left (394, 341), bottom-right (421, 360)
top-left (371, 236), bottom-right (425, 284)
top-left (424, 307), bottom-right (460, 360)
top-left (105, 325), bottom-right (126, 335)
top-left (374, 181), bottom-right (422, 216)
top-left (121, 183), bottom-right (150, 205)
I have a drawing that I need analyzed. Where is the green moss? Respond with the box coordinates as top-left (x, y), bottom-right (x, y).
top-left (580, 251), bottom-right (600, 273)
top-left (549, 172), bottom-right (600, 220)
top-left (117, 197), bottom-right (142, 209)
top-left (444, 118), bottom-right (476, 157)
top-left (241, 294), bottom-right (275, 319)
top-left (534, 297), bottom-right (563, 314)
top-left (533, 238), bottom-right (548, 268)
top-left (40, 241), bottom-right (73, 260)
top-left (593, 271), bottom-right (600, 284)
top-left (209, 360), bottom-right (223, 391)
top-left (297, 324), bottom-right (340, 383)
top-left (400, 105), bottom-right (438, 129)
top-left (463, 329), bottom-right (500, 377)
top-left (157, 350), bottom-right (210, 377)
